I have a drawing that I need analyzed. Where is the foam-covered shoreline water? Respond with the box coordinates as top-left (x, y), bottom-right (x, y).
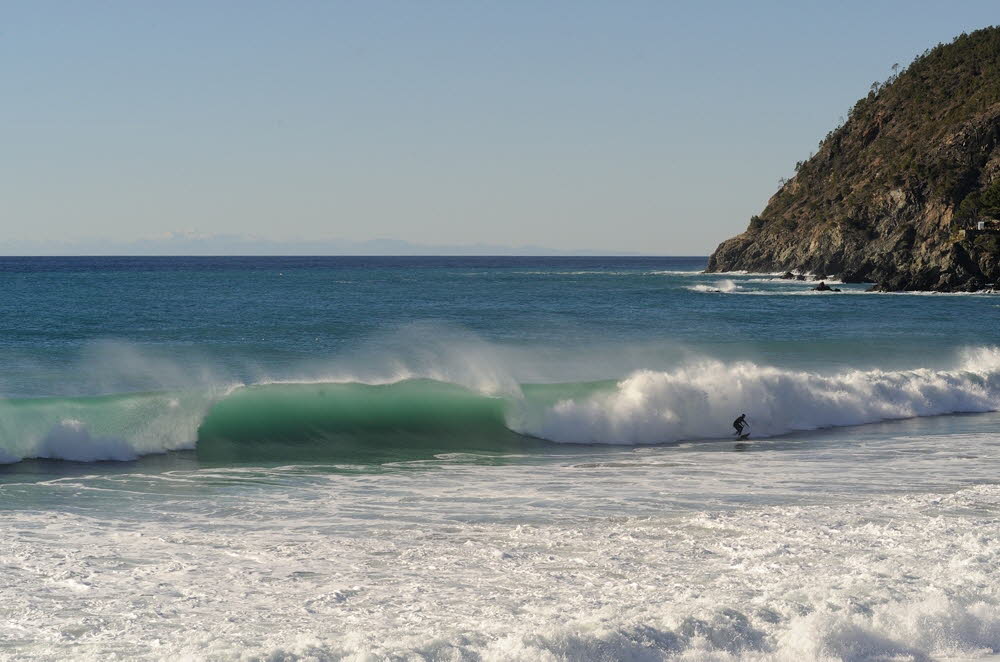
top-left (2, 457), bottom-right (998, 661)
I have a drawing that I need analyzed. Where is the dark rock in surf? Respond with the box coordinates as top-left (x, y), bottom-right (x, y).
top-left (840, 269), bottom-right (874, 284)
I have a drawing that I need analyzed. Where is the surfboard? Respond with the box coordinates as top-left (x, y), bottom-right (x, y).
top-left (738, 433), bottom-right (750, 440)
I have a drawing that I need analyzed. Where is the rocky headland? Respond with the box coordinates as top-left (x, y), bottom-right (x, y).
top-left (708, 27), bottom-right (1000, 291)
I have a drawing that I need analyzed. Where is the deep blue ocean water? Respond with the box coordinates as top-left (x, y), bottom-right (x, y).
top-left (1, 256), bottom-right (999, 661)
top-left (3, 256), bottom-right (996, 393)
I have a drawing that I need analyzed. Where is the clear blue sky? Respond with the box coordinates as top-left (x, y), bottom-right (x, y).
top-left (2, 1), bottom-right (998, 254)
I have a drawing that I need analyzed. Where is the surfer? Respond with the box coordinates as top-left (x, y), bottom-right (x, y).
top-left (733, 414), bottom-right (748, 437)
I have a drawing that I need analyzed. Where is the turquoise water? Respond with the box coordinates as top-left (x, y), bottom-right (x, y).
top-left (1, 257), bottom-right (999, 661)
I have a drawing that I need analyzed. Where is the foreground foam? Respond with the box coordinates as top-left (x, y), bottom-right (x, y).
top-left (2, 474), bottom-right (996, 661)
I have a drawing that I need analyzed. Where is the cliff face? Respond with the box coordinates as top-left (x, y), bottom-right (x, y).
top-left (708, 27), bottom-right (1000, 291)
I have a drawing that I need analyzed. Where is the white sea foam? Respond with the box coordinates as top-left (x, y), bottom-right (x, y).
top-left (512, 347), bottom-right (1000, 444)
top-left (36, 419), bottom-right (139, 462)
top-left (2, 468), bottom-right (996, 661)
top-left (0, 391), bottom-right (206, 464)
top-left (687, 279), bottom-right (740, 293)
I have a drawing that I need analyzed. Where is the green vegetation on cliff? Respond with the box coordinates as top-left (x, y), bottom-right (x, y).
top-left (708, 26), bottom-right (1000, 291)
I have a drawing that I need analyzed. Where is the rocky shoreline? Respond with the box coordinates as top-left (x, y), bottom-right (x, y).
top-left (714, 269), bottom-right (999, 294)
top-left (707, 28), bottom-right (1000, 293)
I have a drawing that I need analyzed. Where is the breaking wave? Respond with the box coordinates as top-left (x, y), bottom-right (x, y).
top-left (0, 391), bottom-right (207, 463)
top-left (3, 347), bottom-right (1000, 463)
top-left (514, 347), bottom-right (1000, 443)
top-left (687, 279), bottom-right (740, 293)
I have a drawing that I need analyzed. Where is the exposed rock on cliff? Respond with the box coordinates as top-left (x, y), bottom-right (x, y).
top-left (708, 27), bottom-right (1000, 291)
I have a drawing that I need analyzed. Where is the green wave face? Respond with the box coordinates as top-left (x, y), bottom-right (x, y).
top-left (0, 378), bottom-right (620, 465)
top-left (195, 380), bottom-right (541, 464)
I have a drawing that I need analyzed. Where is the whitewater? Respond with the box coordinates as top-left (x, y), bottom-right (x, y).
top-left (1, 256), bottom-right (999, 661)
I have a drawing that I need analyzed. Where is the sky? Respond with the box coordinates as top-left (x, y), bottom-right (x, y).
top-left (2, 1), bottom-right (1000, 255)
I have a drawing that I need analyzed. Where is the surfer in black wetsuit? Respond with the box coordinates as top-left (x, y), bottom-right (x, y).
top-left (733, 414), bottom-right (748, 436)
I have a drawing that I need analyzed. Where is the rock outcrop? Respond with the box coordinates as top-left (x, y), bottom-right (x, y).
top-left (708, 27), bottom-right (1000, 291)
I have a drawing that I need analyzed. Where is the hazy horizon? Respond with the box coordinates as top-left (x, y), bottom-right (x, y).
top-left (4, 2), bottom-right (1000, 254)
top-left (0, 234), bottom-right (657, 256)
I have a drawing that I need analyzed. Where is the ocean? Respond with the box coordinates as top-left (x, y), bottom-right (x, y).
top-left (1, 256), bottom-right (998, 661)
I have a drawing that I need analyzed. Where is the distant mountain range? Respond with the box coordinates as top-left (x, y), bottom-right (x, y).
top-left (0, 235), bottom-right (642, 256)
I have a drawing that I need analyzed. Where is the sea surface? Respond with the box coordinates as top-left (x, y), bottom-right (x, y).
top-left (1, 256), bottom-right (999, 661)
